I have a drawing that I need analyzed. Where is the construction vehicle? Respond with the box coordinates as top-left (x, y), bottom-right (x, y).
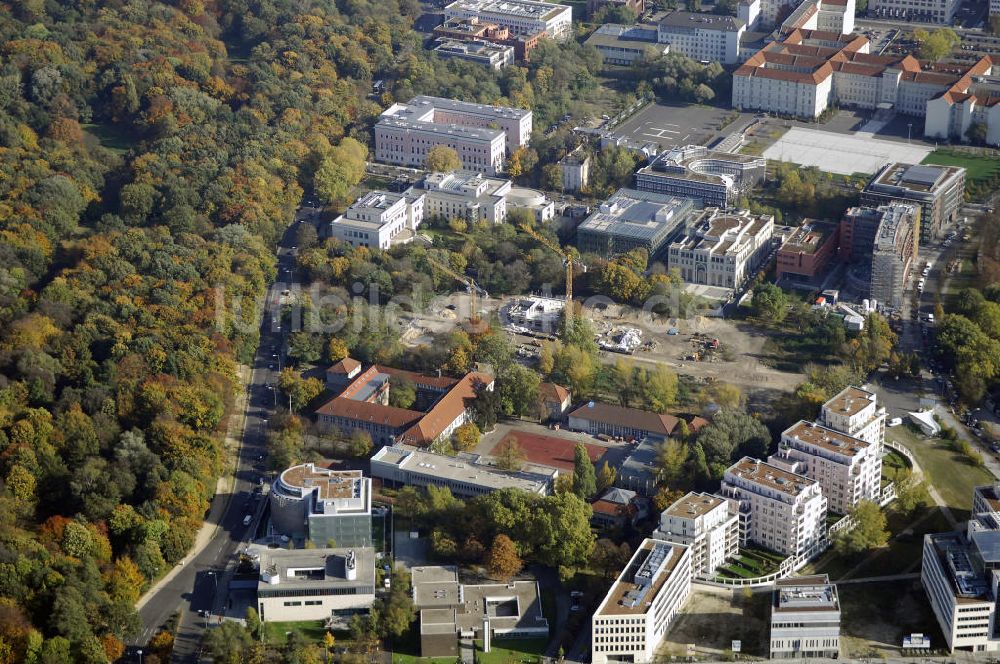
top-left (425, 255), bottom-right (489, 333)
top-left (519, 224), bottom-right (587, 324)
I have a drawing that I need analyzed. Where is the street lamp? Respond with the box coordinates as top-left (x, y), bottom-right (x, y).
top-left (908, 123), bottom-right (913, 143)
top-left (137, 649), bottom-right (143, 664)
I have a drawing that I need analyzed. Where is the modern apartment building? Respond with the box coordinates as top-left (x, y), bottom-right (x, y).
top-left (433, 38), bottom-right (515, 69)
top-left (654, 492), bottom-right (739, 576)
top-left (656, 11), bottom-right (746, 65)
top-left (634, 145), bottom-right (766, 208)
top-left (666, 207), bottom-right (775, 292)
top-left (591, 539), bottom-right (692, 664)
top-left (861, 162), bottom-right (966, 244)
top-left (771, 420), bottom-right (882, 515)
top-left (817, 386), bottom-right (886, 449)
top-left (444, 0), bottom-right (573, 40)
top-left (254, 546), bottom-right (376, 623)
top-left (720, 457), bottom-right (828, 562)
top-left (375, 96), bottom-right (532, 175)
top-left (412, 170), bottom-right (512, 224)
top-left (370, 445), bottom-right (557, 497)
top-left (270, 464), bottom-right (373, 547)
top-left (575, 188), bottom-right (695, 258)
top-left (328, 190), bottom-right (425, 250)
top-left (775, 220), bottom-right (841, 285)
top-left (769, 575), bottom-right (841, 659)
top-left (870, 202), bottom-right (919, 309)
top-left (870, 0), bottom-right (958, 23)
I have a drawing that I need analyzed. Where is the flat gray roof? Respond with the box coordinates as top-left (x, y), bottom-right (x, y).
top-left (659, 10), bottom-right (745, 31)
top-left (579, 188), bottom-right (694, 241)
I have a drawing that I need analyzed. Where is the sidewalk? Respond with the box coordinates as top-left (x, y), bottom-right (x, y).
top-left (135, 365), bottom-right (250, 612)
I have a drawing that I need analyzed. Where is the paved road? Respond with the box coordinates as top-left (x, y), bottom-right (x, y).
top-left (128, 210), bottom-right (314, 663)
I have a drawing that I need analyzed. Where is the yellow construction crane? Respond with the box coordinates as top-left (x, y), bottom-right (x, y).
top-left (425, 255), bottom-right (488, 333)
top-left (520, 224), bottom-right (586, 323)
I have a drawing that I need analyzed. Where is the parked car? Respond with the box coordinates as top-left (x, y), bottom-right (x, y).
top-left (243, 515), bottom-right (253, 526)
top-left (888, 417), bottom-right (903, 427)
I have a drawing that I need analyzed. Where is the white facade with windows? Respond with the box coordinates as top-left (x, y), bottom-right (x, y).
top-left (656, 11), bottom-right (745, 64)
top-left (654, 492), bottom-right (738, 577)
top-left (770, 575), bottom-right (841, 659)
top-left (329, 190), bottom-right (425, 250)
top-left (413, 170), bottom-right (512, 224)
top-left (666, 208), bottom-right (774, 293)
top-left (720, 457), bottom-right (828, 562)
top-left (591, 540), bottom-right (692, 664)
top-left (444, 0), bottom-right (572, 39)
top-left (870, 0), bottom-right (958, 23)
top-left (817, 386), bottom-right (886, 449)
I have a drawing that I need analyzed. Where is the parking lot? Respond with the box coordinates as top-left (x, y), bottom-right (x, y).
top-left (610, 102), bottom-right (746, 150)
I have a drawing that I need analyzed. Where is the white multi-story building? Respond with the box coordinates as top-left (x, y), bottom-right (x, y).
top-left (666, 208), bottom-right (775, 293)
top-left (780, 0), bottom-right (855, 34)
top-left (771, 421), bottom-right (882, 515)
top-left (720, 457), bottom-right (828, 562)
top-left (560, 146), bottom-right (591, 193)
top-left (817, 386), bottom-right (886, 450)
top-left (656, 11), bottom-right (746, 65)
top-left (770, 575), bottom-right (841, 659)
top-left (654, 492), bottom-right (738, 577)
top-left (328, 190), bottom-right (425, 250)
top-left (254, 546), bottom-right (375, 623)
top-left (634, 145), bottom-right (767, 209)
top-left (375, 96), bottom-right (532, 175)
top-left (591, 539), bottom-right (692, 664)
top-left (444, 0), bottom-right (573, 40)
top-left (870, 0), bottom-right (958, 23)
top-left (412, 170), bottom-right (512, 224)
top-left (433, 38), bottom-right (515, 69)
top-left (269, 464), bottom-right (373, 548)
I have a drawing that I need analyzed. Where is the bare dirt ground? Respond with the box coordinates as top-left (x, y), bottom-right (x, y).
top-left (660, 587), bottom-right (771, 659)
top-left (837, 580), bottom-right (943, 658)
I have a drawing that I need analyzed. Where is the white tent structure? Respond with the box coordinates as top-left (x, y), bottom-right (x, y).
top-left (908, 410), bottom-right (941, 436)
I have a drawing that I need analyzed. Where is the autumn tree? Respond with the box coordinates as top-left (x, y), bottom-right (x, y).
top-left (832, 500), bottom-right (889, 556)
top-left (486, 534), bottom-right (523, 580)
top-left (452, 421), bottom-right (481, 451)
top-left (315, 137), bottom-right (368, 206)
top-left (596, 461), bottom-right (617, 492)
top-left (494, 437), bottom-right (526, 471)
top-left (573, 443), bottom-right (597, 500)
top-left (425, 145), bottom-right (461, 172)
top-left (277, 369), bottom-right (323, 412)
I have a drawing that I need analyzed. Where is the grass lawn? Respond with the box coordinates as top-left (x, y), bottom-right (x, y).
top-left (922, 148), bottom-right (1000, 186)
top-left (474, 638), bottom-right (548, 664)
top-left (262, 620), bottom-right (341, 645)
top-left (887, 426), bottom-right (993, 515)
top-left (82, 122), bottom-right (135, 153)
top-left (881, 447), bottom-right (911, 481)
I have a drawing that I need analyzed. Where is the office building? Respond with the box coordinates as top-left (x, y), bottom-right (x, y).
top-left (370, 445), bottom-right (557, 498)
top-left (720, 457), bottom-right (828, 562)
top-left (818, 386), bottom-right (886, 449)
top-left (375, 96), bottom-right (532, 175)
top-left (270, 464), bottom-right (373, 547)
top-left (434, 16), bottom-right (510, 41)
top-left (870, 203), bottom-right (919, 309)
top-left (412, 566), bottom-right (549, 657)
top-left (771, 420), bottom-right (882, 515)
top-left (666, 207), bottom-right (775, 292)
top-left (634, 145), bottom-right (766, 208)
top-left (775, 220), bottom-right (841, 285)
top-left (560, 147), bottom-right (591, 193)
top-left (780, 0), bottom-right (855, 34)
top-left (412, 170), bottom-right (511, 225)
top-left (328, 190), bottom-right (425, 250)
top-left (925, 60), bottom-right (1000, 147)
top-left (654, 492), bottom-right (738, 577)
top-left (444, 0), bottom-right (573, 40)
top-left (592, 539), bottom-right (692, 664)
top-left (568, 401), bottom-right (680, 442)
top-left (974, 483), bottom-right (1000, 518)
top-left (433, 38), bottom-right (515, 69)
top-left (585, 23), bottom-right (669, 66)
top-left (870, 0), bottom-right (958, 23)
top-left (861, 163), bottom-right (966, 244)
top-left (769, 575), bottom-right (841, 659)
top-left (576, 188), bottom-right (694, 258)
top-left (254, 546), bottom-right (375, 623)
top-left (316, 364), bottom-right (495, 447)
top-left (656, 12), bottom-right (746, 65)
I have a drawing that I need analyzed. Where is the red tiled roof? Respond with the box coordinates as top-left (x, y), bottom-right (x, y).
top-left (568, 402), bottom-right (680, 438)
top-left (539, 382), bottom-right (570, 404)
top-left (496, 429), bottom-right (604, 472)
top-left (591, 499), bottom-right (630, 517)
top-left (399, 372), bottom-right (494, 446)
top-left (315, 397), bottom-right (424, 429)
top-left (327, 357), bottom-right (361, 374)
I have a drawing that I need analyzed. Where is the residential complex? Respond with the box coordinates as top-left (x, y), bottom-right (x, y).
top-left (769, 575), bottom-right (841, 659)
top-left (568, 401), bottom-right (680, 441)
top-left (870, 0), bottom-right (958, 23)
top-left (443, 0), bottom-right (573, 40)
top-left (771, 420), bottom-right (881, 515)
top-left (432, 38), bottom-right (515, 69)
top-left (374, 96), bottom-right (532, 175)
top-left (254, 546), bottom-right (375, 623)
top-left (861, 162), bottom-right (966, 244)
top-left (591, 539), bottom-right (692, 664)
top-left (654, 492), bottom-right (738, 577)
top-left (412, 170), bottom-right (512, 224)
top-left (328, 190), bottom-right (425, 250)
top-left (720, 457), bottom-right (828, 562)
top-left (315, 363), bottom-right (494, 447)
top-left (370, 445), bottom-right (557, 497)
top-left (412, 566), bottom-right (549, 657)
top-left (817, 386), bottom-right (887, 449)
top-left (634, 145), bottom-right (766, 208)
top-left (269, 463), bottom-right (373, 547)
top-left (656, 12), bottom-right (746, 65)
top-left (575, 188), bottom-right (694, 258)
top-left (775, 220), bottom-right (841, 285)
top-left (870, 203), bottom-right (919, 309)
top-left (666, 208), bottom-right (775, 292)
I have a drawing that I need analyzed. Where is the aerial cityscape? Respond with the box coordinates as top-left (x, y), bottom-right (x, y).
top-left (3, 0), bottom-right (1000, 662)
